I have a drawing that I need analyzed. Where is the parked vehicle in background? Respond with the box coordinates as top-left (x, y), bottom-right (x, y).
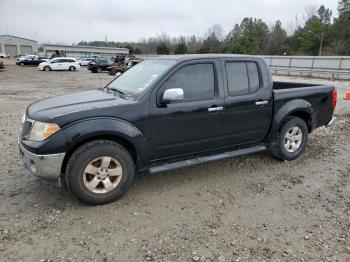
top-left (0, 60), bottom-right (4, 70)
top-left (19, 55), bottom-right (337, 205)
top-left (16, 56), bottom-right (48, 66)
top-left (17, 55), bottom-right (38, 62)
top-left (108, 59), bottom-right (142, 76)
top-left (79, 58), bottom-right (96, 66)
top-left (87, 58), bottom-right (114, 73)
top-left (38, 57), bottom-right (80, 71)
top-left (0, 52), bottom-right (6, 58)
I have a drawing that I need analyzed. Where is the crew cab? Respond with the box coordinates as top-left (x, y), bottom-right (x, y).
top-left (19, 54), bottom-right (336, 205)
top-left (38, 57), bottom-right (80, 71)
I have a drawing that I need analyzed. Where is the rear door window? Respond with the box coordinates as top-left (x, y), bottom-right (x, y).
top-left (225, 61), bottom-right (261, 95)
top-left (225, 62), bottom-right (249, 96)
top-left (247, 62), bottom-right (261, 93)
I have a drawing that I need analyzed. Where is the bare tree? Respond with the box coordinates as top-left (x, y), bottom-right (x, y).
top-left (303, 5), bottom-right (318, 23)
top-left (328, 40), bottom-right (349, 55)
top-left (206, 24), bottom-right (225, 41)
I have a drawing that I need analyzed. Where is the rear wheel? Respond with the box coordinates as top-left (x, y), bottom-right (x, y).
top-left (43, 66), bottom-right (51, 71)
top-left (269, 117), bottom-right (308, 161)
top-left (65, 140), bottom-right (135, 205)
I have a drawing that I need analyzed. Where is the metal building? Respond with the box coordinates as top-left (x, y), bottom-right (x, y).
top-left (42, 44), bottom-right (129, 58)
top-left (0, 34), bottom-right (38, 57)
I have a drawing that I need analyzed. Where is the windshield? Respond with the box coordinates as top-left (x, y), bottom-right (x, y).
top-left (106, 59), bottom-right (176, 97)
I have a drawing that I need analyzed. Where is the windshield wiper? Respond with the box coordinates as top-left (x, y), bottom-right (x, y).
top-left (106, 87), bottom-right (135, 100)
top-left (109, 87), bottom-right (126, 96)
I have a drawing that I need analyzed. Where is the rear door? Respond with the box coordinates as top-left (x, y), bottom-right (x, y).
top-left (220, 58), bottom-right (273, 146)
top-left (150, 59), bottom-right (225, 159)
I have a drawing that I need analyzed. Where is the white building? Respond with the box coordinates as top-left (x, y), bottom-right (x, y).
top-left (42, 44), bottom-right (129, 58)
top-left (0, 35), bottom-right (38, 57)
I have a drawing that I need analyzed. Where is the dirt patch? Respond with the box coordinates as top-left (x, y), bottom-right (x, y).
top-left (0, 66), bottom-right (349, 261)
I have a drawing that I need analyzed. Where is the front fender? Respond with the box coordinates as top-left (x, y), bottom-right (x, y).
top-left (266, 99), bottom-right (316, 141)
top-left (35, 117), bottom-right (150, 167)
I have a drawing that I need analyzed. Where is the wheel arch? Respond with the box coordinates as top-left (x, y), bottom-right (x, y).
top-left (266, 99), bottom-right (316, 141)
top-left (59, 118), bottom-right (150, 174)
top-left (61, 134), bottom-right (138, 175)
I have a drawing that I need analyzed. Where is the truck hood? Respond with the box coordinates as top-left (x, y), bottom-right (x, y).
top-left (27, 90), bottom-right (133, 125)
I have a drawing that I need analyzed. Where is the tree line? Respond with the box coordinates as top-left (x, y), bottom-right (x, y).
top-left (77, 0), bottom-right (350, 56)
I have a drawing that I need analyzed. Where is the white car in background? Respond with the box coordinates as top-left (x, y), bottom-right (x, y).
top-left (78, 58), bottom-right (96, 66)
top-left (38, 57), bottom-right (80, 71)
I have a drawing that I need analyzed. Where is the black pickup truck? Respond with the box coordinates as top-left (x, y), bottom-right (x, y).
top-left (19, 54), bottom-right (337, 205)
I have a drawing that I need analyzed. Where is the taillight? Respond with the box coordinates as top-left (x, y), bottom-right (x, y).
top-left (332, 89), bottom-right (337, 109)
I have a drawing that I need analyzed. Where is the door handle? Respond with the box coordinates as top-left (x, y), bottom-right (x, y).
top-left (255, 101), bottom-right (268, 106)
top-left (208, 106), bottom-right (224, 112)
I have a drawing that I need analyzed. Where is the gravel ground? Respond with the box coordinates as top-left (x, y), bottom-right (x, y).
top-left (0, 64), bottom-right (349, 262)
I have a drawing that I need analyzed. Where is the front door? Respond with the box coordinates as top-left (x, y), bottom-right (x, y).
top-left (150, 60), bottom-right (225, 159)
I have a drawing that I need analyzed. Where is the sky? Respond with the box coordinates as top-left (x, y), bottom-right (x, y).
top-left (0, 0), bottom-right (338, 44)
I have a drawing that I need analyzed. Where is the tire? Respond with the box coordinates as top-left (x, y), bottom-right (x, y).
top-left (69, 66), bottom-right (76, 71)
top-left (65, 140), bottom-right (135, 205)
top-left (269, 116), bottom-right (308, 161)
top-left (43, 66), bottom-right (51, 71)
top-left (97, 67), bottom-right (102, 73)
top-left (20, 62), bottom-right (24, 66)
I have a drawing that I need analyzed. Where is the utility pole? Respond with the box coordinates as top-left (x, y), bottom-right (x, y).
top-left (305, 30), bottom-right (324, 56)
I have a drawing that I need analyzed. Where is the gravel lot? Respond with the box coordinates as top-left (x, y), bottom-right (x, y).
top-left (0, 64), bottom-right (349, 262)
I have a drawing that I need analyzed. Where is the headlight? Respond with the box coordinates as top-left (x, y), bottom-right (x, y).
top-left (28, 121), bottom-right (60, 141)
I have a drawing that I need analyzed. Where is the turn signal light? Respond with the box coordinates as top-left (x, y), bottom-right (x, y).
top-left (43, 124), bottom-right (60, 139)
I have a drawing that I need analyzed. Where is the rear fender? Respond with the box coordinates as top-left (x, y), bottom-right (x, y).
top-left (266, 99), bottom-right (316, 141)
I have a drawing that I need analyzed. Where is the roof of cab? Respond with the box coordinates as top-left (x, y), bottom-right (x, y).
top-left (142, 54), bottom-right (257, 61)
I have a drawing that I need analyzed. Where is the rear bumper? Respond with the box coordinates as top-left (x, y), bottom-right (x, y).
top-left (326, 117), bottom-right (336, 127)
top-left (18, 140), bottom-right (65, 182)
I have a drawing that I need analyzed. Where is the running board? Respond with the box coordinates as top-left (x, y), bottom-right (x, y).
top-left (149, 145), bottom-right (266, 174)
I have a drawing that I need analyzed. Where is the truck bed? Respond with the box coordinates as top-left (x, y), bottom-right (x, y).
top-left (272, 81), bottom-right (335, 130)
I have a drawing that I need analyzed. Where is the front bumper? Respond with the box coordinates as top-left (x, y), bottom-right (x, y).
top-left (18, 140), bottom-right (65, 182)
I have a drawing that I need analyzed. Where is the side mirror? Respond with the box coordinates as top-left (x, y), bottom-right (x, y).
top-left (161, 88), bottom-right (184, 103)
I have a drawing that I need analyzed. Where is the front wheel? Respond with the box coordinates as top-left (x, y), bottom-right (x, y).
top-left (69, 66), bottom-right (76, 71)
top-left (65, 140), bottom-right (135, 205)
top-left (97, 67), bottom-right (102, 73)
top-left (269, 117), bottom-right (308, 161)
top-left (43, 66), bottom-right (51, 71)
